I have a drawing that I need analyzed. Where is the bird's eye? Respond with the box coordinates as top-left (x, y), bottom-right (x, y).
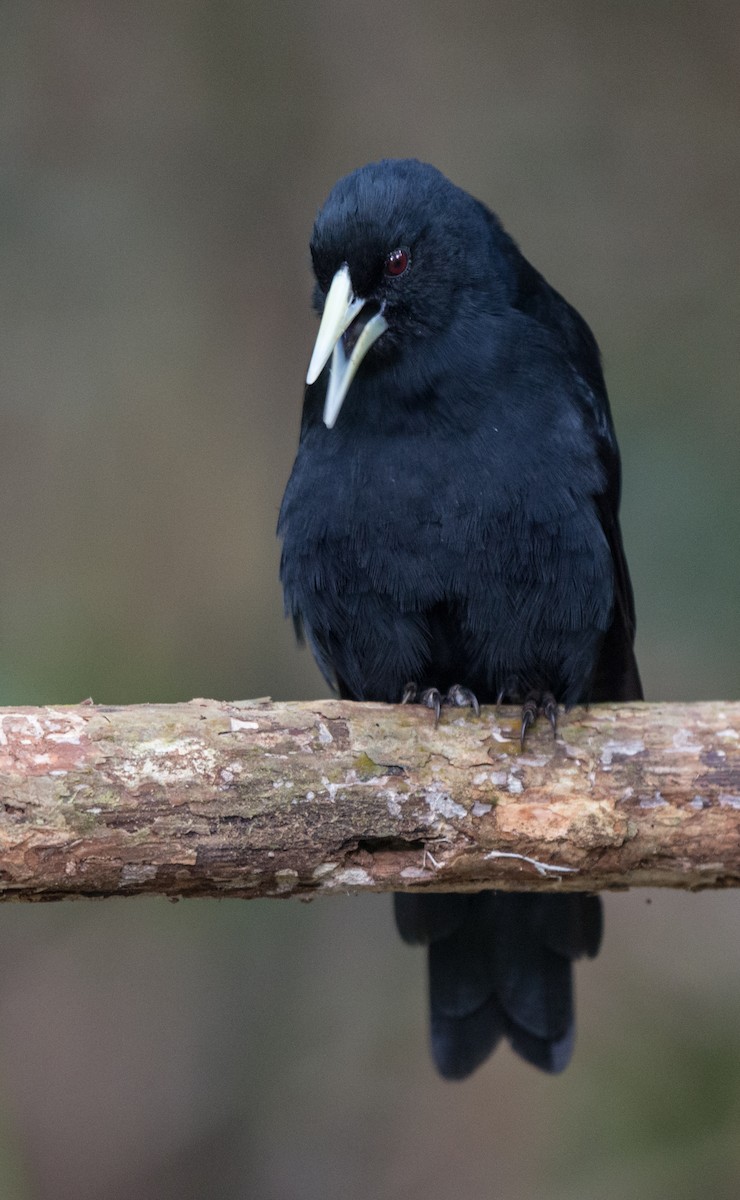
top-left (384, 247), bottom-right (410, 277)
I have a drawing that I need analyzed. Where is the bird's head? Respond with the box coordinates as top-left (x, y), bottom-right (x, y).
top-left (306, 159), bottom-right (501, 428)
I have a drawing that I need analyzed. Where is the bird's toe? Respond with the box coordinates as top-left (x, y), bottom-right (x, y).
top-left (520, 691), bottom-right (560, 748)
top-left (444, 684), bottom-right (481, 716)
top-left (420, 687), bottom-right (443, 725)
top-left (543, 692), bottom-right (559, 737)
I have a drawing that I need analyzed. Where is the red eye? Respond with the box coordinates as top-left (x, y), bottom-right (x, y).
top-left (384, 247), bottom-right (409, 277)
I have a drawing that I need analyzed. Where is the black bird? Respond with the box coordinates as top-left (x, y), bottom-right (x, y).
top-left (279, 159), bottom-right (641, 1078)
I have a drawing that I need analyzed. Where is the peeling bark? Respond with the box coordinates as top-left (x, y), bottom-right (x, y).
top-left (0, 699), bottom-right (737, 900)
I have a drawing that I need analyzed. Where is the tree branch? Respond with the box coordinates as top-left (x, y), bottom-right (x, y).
top-left (0, 699), bottom-right (737, 900)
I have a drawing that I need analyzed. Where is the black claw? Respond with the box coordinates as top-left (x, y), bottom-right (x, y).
top-left (544, 693), bottom-right (558, 738)
top-left (520, 690), bottom-right (560, 748)
top-left (402, 682), bottom-right (481, 725)
top-left (445, 684), bottom-right (481, 716)
top-left (420, 687), bottom-right (443, 725)
top-left (520, 699), bottom-right (537, 749)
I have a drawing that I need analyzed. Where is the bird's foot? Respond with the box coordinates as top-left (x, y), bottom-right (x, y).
top-left (520, 691), bottom-right (559, 749)
top-left (402, 682), bottom-right (480, 727)
top-left (445, 684), bottom-right (481, 716)
top-left (402, 682), bottom-right (443, 724)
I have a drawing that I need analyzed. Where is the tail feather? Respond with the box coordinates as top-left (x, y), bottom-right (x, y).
top-left (431, 995), bottom-right (505, 1080)
top-left (495, 935), bottom-right (573, 1041)
top-left (541, 892), bottom-right (603, 960)
top-left (507, 1019), bottom-right (575, 1075)
top-left (395, 891), bottom-right (602, 1078)
top-left (428, 901), bottom-right (499, 1017)
top-left (394, 892), bottom-right (472, 945)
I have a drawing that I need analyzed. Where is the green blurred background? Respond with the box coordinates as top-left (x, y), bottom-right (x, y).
top-left (1, 1), bottom-right (739, 1197)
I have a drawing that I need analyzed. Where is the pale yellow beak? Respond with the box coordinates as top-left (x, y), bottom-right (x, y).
top-left (306, 264), bottom-right (388, 428)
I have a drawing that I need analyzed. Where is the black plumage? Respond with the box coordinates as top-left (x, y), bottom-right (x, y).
top-left (278, 159), bottom-right (641, 1078)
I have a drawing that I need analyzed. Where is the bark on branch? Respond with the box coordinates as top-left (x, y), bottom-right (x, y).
top-left (0, 699), bottom-right (738, 900)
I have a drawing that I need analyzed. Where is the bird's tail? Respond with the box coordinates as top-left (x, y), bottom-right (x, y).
top-left (394, 891), bottom-right (602, 1079)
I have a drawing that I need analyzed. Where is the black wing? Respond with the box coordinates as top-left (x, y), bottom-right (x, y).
top-left (497, 215), bottom-right (643, 704)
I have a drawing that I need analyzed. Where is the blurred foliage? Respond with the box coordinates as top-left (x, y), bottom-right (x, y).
top-left (0, 0), bottom-right (738, 1196)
